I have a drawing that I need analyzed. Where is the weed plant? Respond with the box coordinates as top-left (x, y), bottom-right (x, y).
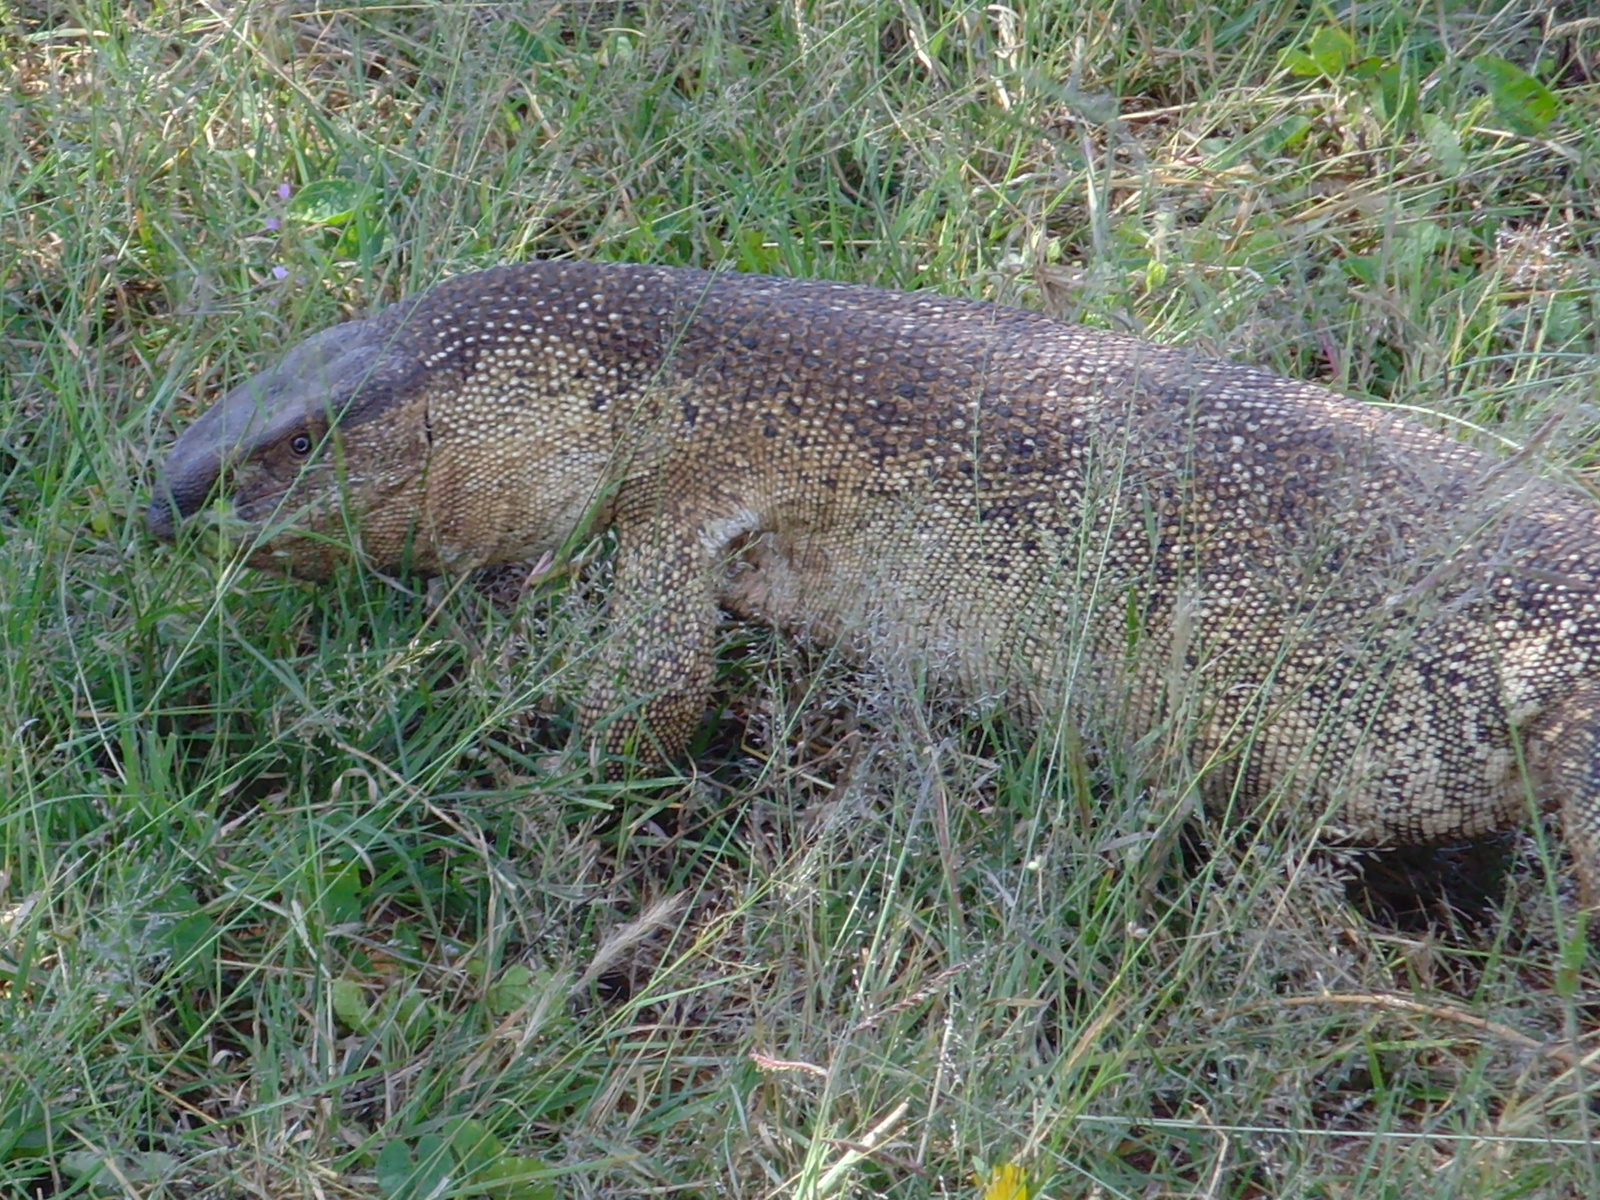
top-left (2, 2), bottom-right (1599, 1196)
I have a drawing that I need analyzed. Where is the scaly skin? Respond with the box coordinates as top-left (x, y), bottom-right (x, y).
top-left (149, 261), bottom-right (1600, 915)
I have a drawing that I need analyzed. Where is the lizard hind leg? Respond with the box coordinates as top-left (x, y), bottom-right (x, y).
top-left (1525, 679), bottom-right (1600, 918)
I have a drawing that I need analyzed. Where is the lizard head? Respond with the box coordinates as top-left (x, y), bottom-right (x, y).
top-left (149, 266), bottom-right (645, 581)
top-left (147, 313), bottom-right (435, 581)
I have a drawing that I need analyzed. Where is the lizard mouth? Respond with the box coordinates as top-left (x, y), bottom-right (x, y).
top-left (148, 477), bottom-right (343, 579)
top-left (146, 492), bottom-right (180, 542)
top-left (146, 493), bottom-right (268, 564)
top-left (147, 451), bottom-right (223, 543)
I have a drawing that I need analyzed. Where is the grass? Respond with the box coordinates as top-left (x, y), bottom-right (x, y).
top-left (2, 0), bottom-right (1599, 1196)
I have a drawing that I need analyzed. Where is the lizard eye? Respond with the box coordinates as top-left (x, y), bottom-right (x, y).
top-left (289, 433), bottom-right (313, 456)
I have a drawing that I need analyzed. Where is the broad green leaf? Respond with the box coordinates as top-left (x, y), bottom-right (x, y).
top-left (0, 1107), bottom-right (52, 1163)
top-left (1342, 256), bottom-right (1378, 285)
top-left (1423, 113), bottom-right (1467, 177)
top-left (1281, 49), bottom-right (1320, 77)
top-left (444, 1118), bottom-right (556, 1198)
top-left (376, 1136), bottom-right (453, 1200)
top-left (449, 1117), bottom-right (505, 1177)
top-left (335, 210), bottom-right (388, 262)
top-left (1473, 55), bottom-right (1557, 135)
top-left (375, 1140), bottom-right (413, 1197)
top-left (290, 179), bottom-right (374, 225)
top-left (1307, 25), bottom-right (1358, 76)
top-left (487, 963), bottom-right (536, 1014)
top-left (1257, 113), bottom-right (1313, 158)
top-left (331, 978), bottom-right (374, 1032)
top-left (1283, 25), bottom-right (1357, 78)
top-left (162, 888), bottom-right (216, 972)
top-left (320, 859), bottom-right (366, 927)
top-left (477, 1156), bottom-right (559, 1200)
top-left (59, 1151), bottom-right (108, 1183)
top-left (1357, 58), bottom-right (1416, 129)
top-left (384, 987), bottom-right (438, 1034)
top-left (60, 1150), bottom-right (182, 1186)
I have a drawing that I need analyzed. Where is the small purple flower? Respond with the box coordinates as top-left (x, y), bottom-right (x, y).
top-left (278, 182), bottom-right (292, 200)
top-left (272, 266), bottom-right (289, 280)
top-left (264, 217), bottom-right (280, 231)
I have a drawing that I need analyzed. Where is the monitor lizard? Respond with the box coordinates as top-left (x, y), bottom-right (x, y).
top-left (147, 261), bottom-right (1600, 919)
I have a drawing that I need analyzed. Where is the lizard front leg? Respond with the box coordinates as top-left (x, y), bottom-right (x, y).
top-left (1526, 679), bottom-right (1600, 921)
top-left (578, 508), bottom-right (754, 773)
